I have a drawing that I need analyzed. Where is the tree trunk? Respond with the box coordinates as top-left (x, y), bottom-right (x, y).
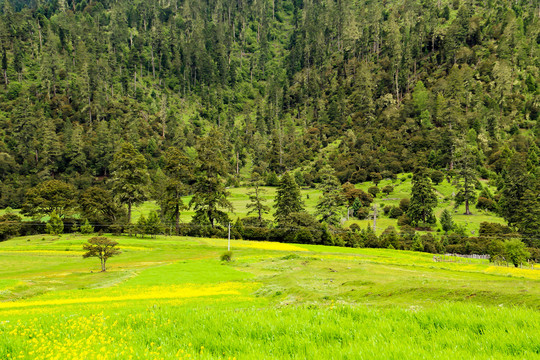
top-left (175, 204), bottom-right (180, 235)
top-left (101, 258), bottom-right (106, 272)
top-left (465, 198), bottom-right (471, 215)
top-left (128, 202), bottom-right (132, 224)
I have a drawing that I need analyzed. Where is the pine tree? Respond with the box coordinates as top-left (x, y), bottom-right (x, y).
top-left (454, 148), bottom-right (477, 215)
top-left (440, 209), bottom-right (454, 234)
top-left (315, 166), bottom-right (345, 226)
top-left (110, 142), bottom-right (150, 224)
top-left (46, 210), bottom-right (64, 236)
top-left (407, 168), bottom-right (438, 226)
top-left (162, 147), bottom-right (191, 234)
top-left (190, 128), bottom-right (233, 228)
top-left (274, 172), bottom-right (304, 227)
top-left (499, 153), bottom-right (531, 228)
top-left (246, 171), bottom-right (270, 223)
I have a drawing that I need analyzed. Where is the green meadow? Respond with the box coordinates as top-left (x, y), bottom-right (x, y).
top-left (1, 234), bottom-right (540, 359)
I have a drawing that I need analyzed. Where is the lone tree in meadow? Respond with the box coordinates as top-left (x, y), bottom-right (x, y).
top-left (407, 168), bottom-right (438, 226)
top-left (82, 237), bottom-right (121, 272)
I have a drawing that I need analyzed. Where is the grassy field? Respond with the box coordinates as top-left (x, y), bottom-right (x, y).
top-left (128, 174), bottom-right (505, 236)
top-left (1, 234), bottom-right (540, 359)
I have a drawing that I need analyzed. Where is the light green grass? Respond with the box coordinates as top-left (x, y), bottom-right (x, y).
top-left (1, 234), bottom-right (540, 359)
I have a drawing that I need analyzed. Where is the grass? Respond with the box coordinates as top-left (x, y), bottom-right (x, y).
top-left (1, 234), bottom-right (540, 359)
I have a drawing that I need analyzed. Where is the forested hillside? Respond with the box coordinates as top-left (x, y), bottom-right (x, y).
top-left (0, 0), bottom-right (539, 243)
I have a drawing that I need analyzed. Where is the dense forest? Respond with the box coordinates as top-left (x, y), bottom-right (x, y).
top-left (0, 0), bottom-right (539, 257)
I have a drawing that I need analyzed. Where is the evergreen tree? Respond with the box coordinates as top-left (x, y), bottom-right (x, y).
top-left (110, 142), bottom-right (150, 224)
top-left (440, 209), bottom-right (454, 234)
top-left (315, 166), bottom-right (345, 226)
top-left (162, 147), bottom-right (191, 234)
top-left (46, 210), bottom-right (64, 236)
top-left (190, 128), bottom-right (233, 228)
top-left (454, 149), bottom-right (477, 215)
top-left (499, 153), bottom-right (531, 228)
top-left (246, 171), bottom-right (270, 223)
top-left (407, 168), bottom-right (438, 226)
top-left (274, 172), bottom-right (304, 227)
top-left (516, 188), bottom-right (540, 246)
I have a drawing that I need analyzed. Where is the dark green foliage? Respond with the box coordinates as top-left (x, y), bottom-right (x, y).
top-left (190, 129), bottom-right (233, 228)
top-left (368, 186), bottom-right (380, 198)
top-left (430, 170), bottom-right (444, 186)
top-left (388, 207), bottom-right (403, 219)
top-left (0, 213), bottom-right (22, 241)
top-left (274, 172), bottom-right (304, 227)
top-left (161, 147), bottom-right (191, 234)
top-left (407, 168), bottom-right (438, 226)
top-left (79, 186), bottom-right (125, 226)
top-left (315, 167), bottom-right (345, 226)
top-left (399, 198), bottom-right (410, 213)
top-left (110, 143), bottom-right (150, 224)
top-left (22, 180), bottom-right (77, 218)
top-left (476, 197), bottom-right (497, 212)
top-left (454, 149), bottom-right (477, 215)
top-left (220, 251), bottom-right (233, 262)
top-left (381, 185), bottom-right (394, 196)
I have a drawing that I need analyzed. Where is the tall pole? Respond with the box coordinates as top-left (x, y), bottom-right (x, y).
top-left (228, 223), bottom-right (231, 251)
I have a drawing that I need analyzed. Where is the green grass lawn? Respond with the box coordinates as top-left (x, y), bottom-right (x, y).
top-left (1, 234), bottom-right (540, 359)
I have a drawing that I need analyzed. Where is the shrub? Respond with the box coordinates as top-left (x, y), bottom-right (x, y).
top-left (381, 185), bottom-right (394, 196)
top-left (355, 207), bottom-right (370, 219)
top-left (389, 206), bottom-right (403, 219)
top-left (383, 205), bottom-right (392, 216)
top-left (368, 186), bottom-right (380, 198)
top-left (399, 198), bottom-right (410, 212)
top-left (477, 196), bottom-right (497, 212)
top-left (430, 170), bottom-right (444, 185)
top-left (220, 251), bottom-right (233, 262)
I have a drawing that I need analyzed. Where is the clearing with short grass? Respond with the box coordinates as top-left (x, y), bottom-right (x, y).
top-left (1, 234), bottom-right (540, 359)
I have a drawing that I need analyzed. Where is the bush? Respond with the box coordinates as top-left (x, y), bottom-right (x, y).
top-left (389, 207), bottom-right (403, 219)
top-left (220, 251), bottom-right (233, 262)
top-left (476, 197), bottom-right (497, 212)
top-left (399, 198), bottom-right (410, 212)
top-left (368, 186), bottom-right (380, 198)
top-left (0, 214), bottom-right (22, 241)
top-left (355, 207), bottom-right (370, 219)
top-left (430, 170), bottom-right (444, 185)
top-left (383, 205), bottom-right (392, 216)
top-left (381, 185), bottom-right (394, 196)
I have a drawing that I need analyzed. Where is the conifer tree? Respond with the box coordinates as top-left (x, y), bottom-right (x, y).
top-left (316, 166), bottom-right (345, 226)
top-left (190, 128), bottom-right (233, 228)
top-left (440, 209), bottom-right (454, 234)
top-left (454, 148), bottom-right (477, 215)
top-left (110, 142), bottom-right (150, 224)
top-left (407, 168), bottom-right (438, 226)
top-left (246, 171), bottom-right (270, 223)
top-left (162, 147), bottom-right (191, 234)
top-left (274, 172), bottom-right (304, 226)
